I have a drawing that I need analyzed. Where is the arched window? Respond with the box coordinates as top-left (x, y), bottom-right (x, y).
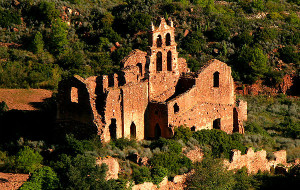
top-left (213, 118), bottom-right (221, 129)
top-left (166, 33), bottom-right (171, 46)
top-left (109, 119), bottom-right (117, 140)
top-left (213, 72), bottom-right (220, 87)
top-left (191, 126), bottom-right (196, 132)
top-left (71, 87), bottom-right (78, 103)
top-left (157, 35), bottom-right (162, 47)
top-left (174, 103), bottom-right (179, 113)
top-left (130, 122), bottom-right (136, 139)
top-left (155, 123), bottom-right (161, 139)
top-left (156, 52), bottom-right (162, 72)
top-left (137, 63), bottom-right (142, 75)
top-left (167, 51), bottom-right (172, 71)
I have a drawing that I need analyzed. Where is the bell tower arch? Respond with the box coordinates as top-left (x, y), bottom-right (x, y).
top-left (146, 18), bottom-right (179, 74)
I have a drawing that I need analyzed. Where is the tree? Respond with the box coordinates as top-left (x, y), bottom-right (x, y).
top-left (237, 46), bottom-right (268, 83)
top-left (50, 19), bottom-right (69, 55)
top-left (212, 24), bottom-right (230, 41)
top-left (20, 166), bottom-right (59, 190)
top-left (31, 32), bottom-right (44, 54)
top-left (16, 146), bottom-right (43, 173)
top-left (38, 1), bottom-right (60, 25)
top-left (187, 157), bottom-right (236, 190)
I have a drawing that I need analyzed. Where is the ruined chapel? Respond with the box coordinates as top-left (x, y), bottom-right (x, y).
top-left (57, 18), bottom-right (247, 142)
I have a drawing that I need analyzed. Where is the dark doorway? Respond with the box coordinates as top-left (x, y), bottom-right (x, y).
top-left (214, 72), bottom-right (220, 87)
top-left (155, 123), bottom-right (161, 139)
top-left (167, 51), bottom-right (172, 71)
top-left (109, 119), bottom-right (117, 140)
top-left (157, 35), bottom-right (162, 47)
top-left (191, 126), bottom-right (196, 132)
top-left (166, 33), bottom-right (171, 46)
top-left (233, 108), bottom-right (239, 132)
top-left (156, 52), bottom-right (162, 72)
top-left (130, 122), bottom-right (136, 139)
top-left (137, 63), bottom-right (142, 75)
top-left (213, 118), bottom-right (221, 129)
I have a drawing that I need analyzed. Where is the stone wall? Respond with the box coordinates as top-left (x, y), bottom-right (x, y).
top-left (225, 148), bottom-right (287, 173)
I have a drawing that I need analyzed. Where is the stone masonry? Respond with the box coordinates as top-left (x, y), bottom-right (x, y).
top-left (57, 18), bottom-right (247, 142)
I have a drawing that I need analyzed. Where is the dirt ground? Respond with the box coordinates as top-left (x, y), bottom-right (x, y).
top-left (0, 172), bottom-right (29, 190)
top-left (0, 89), bottom-right (53, 110)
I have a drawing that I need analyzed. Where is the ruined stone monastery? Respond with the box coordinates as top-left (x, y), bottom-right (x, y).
top-left (57, 18), bottom-right (247, 142)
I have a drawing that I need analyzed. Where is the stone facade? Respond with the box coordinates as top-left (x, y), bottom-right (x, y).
top-left (57, 18), bottom-right (247, 142)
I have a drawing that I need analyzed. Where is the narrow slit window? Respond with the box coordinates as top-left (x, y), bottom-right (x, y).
top-left (174, 103), bottom-right (179, 113)
top-left (156, 52), bottom-right (162, 72)
top-left (167, 51), bottom-right (172, 71)
top-left (214, 72), bottom-right (220, 87)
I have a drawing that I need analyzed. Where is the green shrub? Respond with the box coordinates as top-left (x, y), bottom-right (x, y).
top-left (150, 152), bottom-right (192, 176)
top-left (173, 125), bottom-right (193, 143)
top-left (20, 166), bottom-right (59, 190)
top-left (192, 129), bottom-right (247, 159)
top-left (132, 166), bottom-right (151, 184)
top-left (15, 146), bottom-right (43, 173)
top-left (212, 24), bottom-right (230, 41)
top-left (111, 138), bottom-right (137, 150)
top-left (150, 138), bottom-right (182, 154)
top-left (0, 8), bottom-right (21, 28)
top-left (181, 31), bottom-right (206, 54)
top-left (187, 157), bottom-right (236, 189)
top-left (279, 45), bottom-right (299, 64)
top-left (151, 166), bottom-right (168, 185)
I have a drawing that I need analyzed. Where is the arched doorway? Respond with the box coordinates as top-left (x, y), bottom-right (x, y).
top-left (155, 123), bottom-right (161, 139)
top-left (130, 122), bottom-right (136, 139)
top-left (213, 118), bottom-right (221, 129)
top-left (109, 119), bottom-right (117, 140)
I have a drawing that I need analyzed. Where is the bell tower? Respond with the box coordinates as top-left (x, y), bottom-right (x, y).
top-left (146, 17), bottom-right (179, 74)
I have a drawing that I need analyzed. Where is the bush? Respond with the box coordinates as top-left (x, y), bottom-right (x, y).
top-left (15, 146), bottom-right (43, 173)
top-left (132, 166), bottom-right (151, 184)
top-left (20, 166), bottom-right (59, 190)
top-left (192, 129), bottom-right (247, 159)
top-left (181, 31), bottom-right (206, 54)
top-left (279, 45), bottom-right (300, 64)
top-left (150, 138), bottom-right (182, 154)
top-left (150, 152), bottom-right (192, 176)
top-left (0, 8), bottom-right (21, 28)
top-left (173, 125), bottom-right (193, 143)
top-left (111, 138), bottom-right (137, 150)
top-left (151, 166), bottom-right (168, 185)
top-left (212, 24), bottom-right (230, 41)
top-left (187, 157), bottom-right (236, 189)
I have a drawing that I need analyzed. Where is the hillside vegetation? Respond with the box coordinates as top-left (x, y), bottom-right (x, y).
top-left (0, 0), bottom-right (299, 89)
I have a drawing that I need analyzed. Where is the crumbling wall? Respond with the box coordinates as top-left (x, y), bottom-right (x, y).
top-left (122, 81), bottom-right (149, 140)
top-left (225, 148), bottom-right (287, 173)
top-left (149, 72), bottom-right (180, 102)
top-left (96, 157), bottom-right (119, 180)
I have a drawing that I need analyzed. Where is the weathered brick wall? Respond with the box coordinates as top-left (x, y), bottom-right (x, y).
top-left (195, 59), bottom-right (235, 105)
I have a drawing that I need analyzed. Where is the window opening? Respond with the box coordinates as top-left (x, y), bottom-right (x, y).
top-left (166, 33), bottom-right (171, 46)
top-left (214, 72), bottom-right (220, 87)
top-left (213, 118), bottom-right (221, 129)
top-left (167, 51), bottom-right (172, 71)
top-left (191, 126), bottom-right (196, 132)
top-left (71, 87), bottom-right (78, 103)
top-left (156, 52), bottom-right (162, 72)
top-left (174, 103), bottom-right (179, 113)
top-left (157, 35), bottom-right (162, 47)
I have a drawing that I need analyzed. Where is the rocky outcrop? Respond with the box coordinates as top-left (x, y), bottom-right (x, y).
top-left (96, 157), bottom-right (119, 180)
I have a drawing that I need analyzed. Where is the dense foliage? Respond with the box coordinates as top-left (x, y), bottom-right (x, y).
top-left (0, 0), bottom-right (298, 89)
